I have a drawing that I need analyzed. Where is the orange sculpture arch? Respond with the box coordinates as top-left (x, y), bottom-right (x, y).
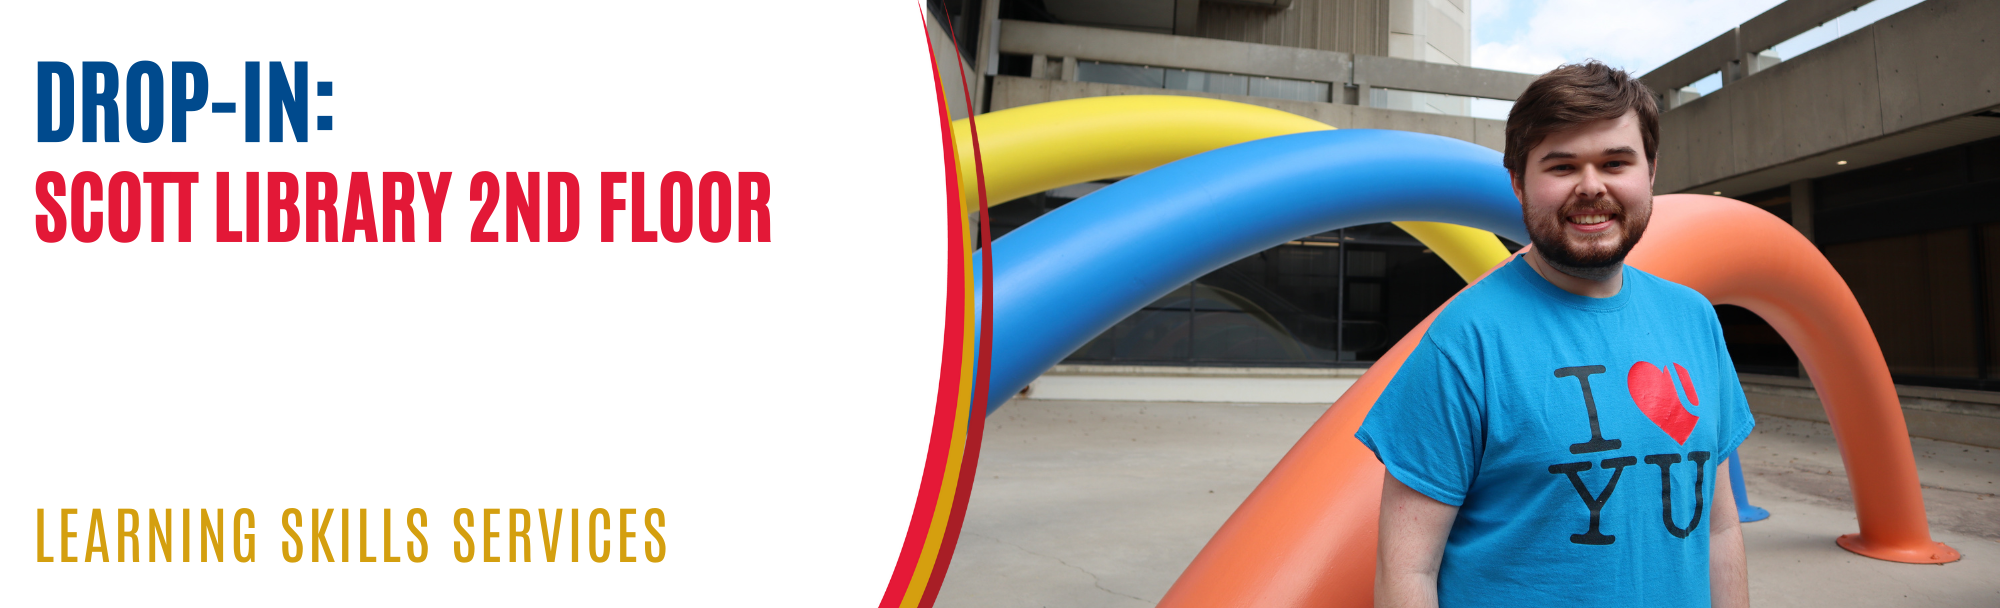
top-left (1158, 194), bottom-right (1962, 608)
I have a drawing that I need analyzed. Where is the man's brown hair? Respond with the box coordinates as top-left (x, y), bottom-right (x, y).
top-left (1504, 60), bottom-right (1659, 183)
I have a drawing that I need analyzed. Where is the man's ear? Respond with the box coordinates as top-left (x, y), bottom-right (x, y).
top-left (1510, 172), bottom-right (1526, 202)
top-left (1647, 156), bottom-right (1658, 189)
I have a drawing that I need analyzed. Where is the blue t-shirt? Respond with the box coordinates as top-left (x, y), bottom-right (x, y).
top-left (1356, 256), bottom-right (1754, 607)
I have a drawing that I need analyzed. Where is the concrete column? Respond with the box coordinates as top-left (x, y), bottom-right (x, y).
top-left (1790, 178), bottom-right (1817, 381)
top-left (1030, 53), bottom-right (1049, 79)
top-left (1061, 56), bottom-right (1078, 82)
top-left (1742, 51), bottom-right (1780, 78)
top-left (972, 0), bottom-right (1002, 113)
top-left (1660, 89), bottom-right (1699, 111)
top-left (1173, 0), bottom-right (1200, 36)
top-left (1723, 26), bottom-right (1745, 84)
top-left (1790, 178), bottom-right (1815, 242)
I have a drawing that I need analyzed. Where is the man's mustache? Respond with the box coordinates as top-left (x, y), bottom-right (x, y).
top-left (1556, 199), bottom-right (1624, 217)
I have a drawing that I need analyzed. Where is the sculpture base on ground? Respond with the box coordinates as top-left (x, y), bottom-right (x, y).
top-left (1738, 505), bottom-right (1771, 523)
top-left (1836, 533), bottom-right (1961, 564)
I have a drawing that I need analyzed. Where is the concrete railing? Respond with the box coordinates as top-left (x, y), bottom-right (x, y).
top-left (1351, 54), bottom-right (1534, 104)
top-left (988, 76), bottom-right (1507, 151)
top-left (995, 19), bottom-right (1536, 103)
top-left (1642, 0), bottom-right (1873, 105)
top-left (1651, 0), bottom-right (2000, 193)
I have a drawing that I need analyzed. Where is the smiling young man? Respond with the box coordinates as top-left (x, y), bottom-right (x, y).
top-left (1355, 62), bottom-right (1753, 607)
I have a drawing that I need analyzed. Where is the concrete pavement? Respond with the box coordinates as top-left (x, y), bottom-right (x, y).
top-left (936, 399), bottom-right (2000, 607)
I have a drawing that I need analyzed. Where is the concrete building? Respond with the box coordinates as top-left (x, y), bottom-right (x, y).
top-left (1635, 0), bottom-right (2000, 448)
top-left (927, 0), bottom-right (2000, 448)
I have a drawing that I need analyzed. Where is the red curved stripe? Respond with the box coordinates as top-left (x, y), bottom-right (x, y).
top-left (919, 4), bottom-right (996, 607)
top-left (880, 8), bottom-right (993, 608)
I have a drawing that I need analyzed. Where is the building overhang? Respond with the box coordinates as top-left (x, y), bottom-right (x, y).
top-left (1680, 108), bottom-right (2000, 197)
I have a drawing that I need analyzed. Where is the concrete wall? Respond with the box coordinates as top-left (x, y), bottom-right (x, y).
top-left (1189, 0), bottom-right (1472, 72)
top-left (1021, 366), bottom-right (2000, 447)
top-left (1654, 0), bottom-right (2000, 193)
top-left (1352, 53), bottom-right (1527, 102)
top-left (1022, 364), bottom-right (1363, 403)
top-left (1001, 19), bottom-right (1353, 86)
top-left (1017, 367), bottom-right (2000, 446)
top-left (997, 19), bottom-right (1534, 102)
top-left (991, 75), bottom-right (1506, 151)
top-left (1741, 373), bottom-right (2000, 449)
top-left (1377, 0), bottom-right (1473, 115)
top-left (1195, 0), bottom-right (1391, 57)
top-left (1387, 0), bottom-right (1470, 66)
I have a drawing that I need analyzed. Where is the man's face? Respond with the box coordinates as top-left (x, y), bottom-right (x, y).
top-left (1513, 109), bottom-right (1656, 269)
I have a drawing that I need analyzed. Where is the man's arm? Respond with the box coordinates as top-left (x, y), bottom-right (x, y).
top-left (1710, 459), bottom-right (1750, 607)
top-left (1376, 471), bottom-right (1459, 608)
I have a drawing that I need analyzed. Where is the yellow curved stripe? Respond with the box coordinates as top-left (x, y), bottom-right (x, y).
top-left (1396, 221), bottom-right (1513, 283)
top-left (955, 95), bottom-right (1511, 282)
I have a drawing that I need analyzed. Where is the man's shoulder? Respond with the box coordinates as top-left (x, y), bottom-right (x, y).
top-left (1626, 265), bottom-right (1720, 317)
top-left (1420, 259), bottom-right (1542, 345)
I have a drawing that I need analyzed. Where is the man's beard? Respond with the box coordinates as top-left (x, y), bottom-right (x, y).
top-left (1524, 195), bottom-right (1651, 281)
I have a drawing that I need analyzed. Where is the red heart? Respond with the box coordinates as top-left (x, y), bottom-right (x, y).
top-left (1628, 361), bottom-right (1699, 444)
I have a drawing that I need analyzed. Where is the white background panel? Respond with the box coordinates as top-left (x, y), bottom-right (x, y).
top-left (1, 2), bottom-right (949, 604)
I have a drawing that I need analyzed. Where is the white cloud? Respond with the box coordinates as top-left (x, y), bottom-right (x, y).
top-left (1472, 0), bottom-right (1518, 25)
top-left (1472, 41), bottom-right (1568, 75)
top-left (1470, 97), bottom-right (1516, 121)
top-left (1472, 0), bottom-right (1786, 76)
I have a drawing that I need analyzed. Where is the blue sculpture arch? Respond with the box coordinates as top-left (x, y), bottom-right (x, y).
top-left (983, 129), bottom-right (1530, 412)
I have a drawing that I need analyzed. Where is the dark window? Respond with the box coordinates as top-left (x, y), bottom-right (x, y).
top-left (1076, 61), bottom-right (1165, 88)
top-left (1736, 184), bottom-right (1791, 223)
top-left (996, 53), bottom-right (1034, 78)
top-left (1825, 227), bottom-right (1980, 380)
top-left (1012, 213), bottom-right (1463, 366)
top-left (1715, 305), bottom-right (1798, 377)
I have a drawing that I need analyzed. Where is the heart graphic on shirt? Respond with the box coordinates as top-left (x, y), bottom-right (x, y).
top-left (1627, 361), bottom-right (1699, 444)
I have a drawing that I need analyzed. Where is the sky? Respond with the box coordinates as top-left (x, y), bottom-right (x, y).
top-left (1465, 0), bottom-right (1928, 117)
top-left (1470, 0), bottom-right (1927, 80)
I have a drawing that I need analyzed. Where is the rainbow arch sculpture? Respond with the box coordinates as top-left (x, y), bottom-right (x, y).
top-left (953, 96), bottom-right (1515, 285)
top-left (962, 96), bottom-right (1960, 608)
top-left (980, 127), bottom-right (1527, 412)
